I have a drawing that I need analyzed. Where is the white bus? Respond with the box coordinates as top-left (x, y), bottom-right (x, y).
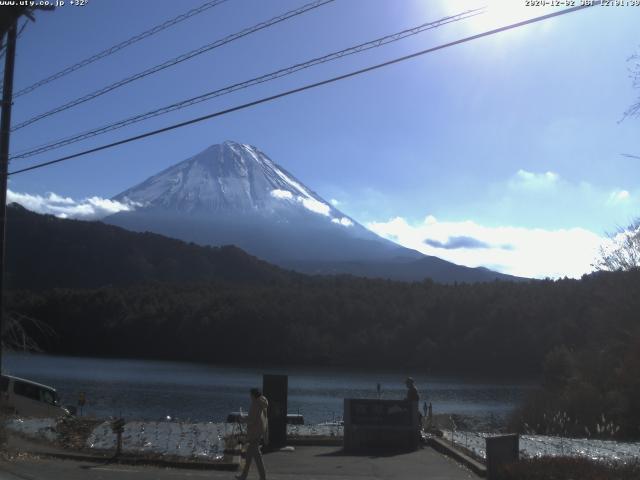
top-left (0, 375), bottom-right (70, 418)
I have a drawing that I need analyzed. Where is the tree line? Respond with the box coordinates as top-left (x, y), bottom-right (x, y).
top-left (7, 268), bottom-right (640, 438)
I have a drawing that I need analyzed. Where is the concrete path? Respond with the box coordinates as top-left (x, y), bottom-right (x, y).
top-left (0, 445), bottom-right (477, 479)
top-left (264, 445), bottom-right (478, 479)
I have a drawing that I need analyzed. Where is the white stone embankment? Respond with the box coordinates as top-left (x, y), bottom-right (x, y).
top-left (443, 430), bottom-right (640, 463)
top-left (5, 417), bottom-right (344, 460)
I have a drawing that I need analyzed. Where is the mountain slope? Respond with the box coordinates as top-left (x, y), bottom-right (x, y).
top-left (283, 257), bottom-right (523, 283)
top-left (106, 140), bottom-right (520, 283)
top-left (5, 204), bottom-right (298, 290)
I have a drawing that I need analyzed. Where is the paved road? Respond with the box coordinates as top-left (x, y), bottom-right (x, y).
top-left (0, 446), bottom-right (477, 480)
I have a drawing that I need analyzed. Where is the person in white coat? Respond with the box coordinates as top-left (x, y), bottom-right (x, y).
top-left (237, 388), bottom-right (269, 480)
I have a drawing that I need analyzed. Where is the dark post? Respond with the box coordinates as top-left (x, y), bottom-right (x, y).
top-left (116, 429), bottom-right (122, 456)
top-left (111, 418), bottom-right (125, 456)
top-left (0, 20), bottom-right (18, 375)
top-left (78, 391), bottom-right (86, 416)
top-left (262, 374), bottom-right (287, 448)
top-left (486, 434), bottom-right (519, 480)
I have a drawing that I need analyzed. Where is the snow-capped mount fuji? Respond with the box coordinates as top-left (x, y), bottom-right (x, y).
top-left (108, 141), bottom-right (419, 265)
top-left (114, 141), bottom-right (355, 225)
top-left (106, 141), bottom-right (519, 282)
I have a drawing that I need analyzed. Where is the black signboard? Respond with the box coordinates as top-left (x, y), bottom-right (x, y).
top-left (263, 374), bottom-right (287, 447)
top-left (349, 399), bottom-right (413, 427)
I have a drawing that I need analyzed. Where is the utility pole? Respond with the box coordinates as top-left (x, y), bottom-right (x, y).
top-left (0, 5), bottom-right (53, 374)
top-left (0, 19), bottom-right (18, 376)
top-left (1, 7), bottom-right (28, 39)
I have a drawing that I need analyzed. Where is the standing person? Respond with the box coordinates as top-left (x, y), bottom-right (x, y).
top-left (405, 377), bottom-right (419, 404)
top-left (405, 377), bottom-right (423, 431)
top-left (237, 388), bottom-right (269, 480)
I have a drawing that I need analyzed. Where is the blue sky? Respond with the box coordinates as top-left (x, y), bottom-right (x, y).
top-left (5, 0), bottom-right (640, 278)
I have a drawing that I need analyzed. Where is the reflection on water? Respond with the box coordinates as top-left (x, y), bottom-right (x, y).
top-left (3, 353), bottom-right (534, 425)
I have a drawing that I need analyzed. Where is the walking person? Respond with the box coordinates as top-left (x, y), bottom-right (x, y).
top-left (237, 388), bottom-right (269, 480)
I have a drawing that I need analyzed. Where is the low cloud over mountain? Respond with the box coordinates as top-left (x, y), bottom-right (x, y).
top-left (368, 215), bottom-right (603, 279)
top-left (7, 190), bottom-right (139, 220)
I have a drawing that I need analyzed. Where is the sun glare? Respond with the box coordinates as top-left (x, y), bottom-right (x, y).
top-left (436, 0), bottom-right (557, 36)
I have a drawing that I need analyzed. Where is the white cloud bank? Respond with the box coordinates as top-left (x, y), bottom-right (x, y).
top-left (7, 190), bottom-right (140, 220)
top-left (512, 169), bottom-right (559, 190)
top-left (367, 215), bottom-right (605, 279)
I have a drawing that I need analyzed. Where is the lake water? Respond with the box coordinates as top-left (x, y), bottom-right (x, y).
top-left (3, 353), bottom-right (534, 426)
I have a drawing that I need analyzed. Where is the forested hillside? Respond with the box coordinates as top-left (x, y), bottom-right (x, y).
top-left (5, 204), bottom-right (299, 289)
top-left (9, 270), bottom-right (637, 373)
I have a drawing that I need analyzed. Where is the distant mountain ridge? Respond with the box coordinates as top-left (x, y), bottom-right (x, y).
top-left (282, 258), bottom-right (522, 283)
top-left (5, 204), bottom-right (297, 290)
top-left (105, 140), bottom-right (521, 283)
top-left (5, 204), bottom-right (520, 290)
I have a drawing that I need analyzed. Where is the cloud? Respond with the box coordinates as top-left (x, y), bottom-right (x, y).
top-left (607, 190), bottom-right (630, 205)
top-left (507, 170), bottom-right (636, 212)
top-left (298, 197), bottom-right (331, 216)
top-left (332, 217), bottom-right (354, 227)
top-left (270, 189), bottom-right (293, 200)
top-left (424, 235), bottom-right (492, 250)
top-left (510, 169), bottom-right (559, 190)
top-left (330, 198), bottom-right (340, 206)
top-left (367, 215), bottom-right (604, 279)
top-left (47, 192), bottom-right (75, 205)
top-left (87, 196), bottom-right (140, 214)
top-left (7, 189), bottom-right (139, 220)
top-left (271, 189), bottom-right (352, 225)
top-left (270, 188), bottom-right (332, 217)
top-left (471, 170), bottom-right (640, 233)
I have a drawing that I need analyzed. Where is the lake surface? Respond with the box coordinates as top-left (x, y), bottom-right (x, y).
top-left (3, 353), bottom-right (534, 426)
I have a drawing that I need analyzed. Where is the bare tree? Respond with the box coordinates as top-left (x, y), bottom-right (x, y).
top-left (595, 219), bottom-right (640, 271)
top-left (604, 48), bottom-right (640, 269)
top-left (623, 49), bottom-right (640, 119)
top-left (1, 312), bottom-right (56, 352)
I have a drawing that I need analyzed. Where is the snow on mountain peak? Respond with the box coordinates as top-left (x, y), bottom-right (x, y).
top-left (270, 189), bottom-right (294, 200)
top-left (113, 141), bottom-right (354, 227)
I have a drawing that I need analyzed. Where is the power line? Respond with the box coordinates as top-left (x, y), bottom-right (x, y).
top-left (10, 8), bottom-right (483, 161)
top-left (11, 0), bottom-right (230, 98)
top-left (8, 3), bottom-right (597, 177)
top-left (11, 0), bottom-right (336, 132)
